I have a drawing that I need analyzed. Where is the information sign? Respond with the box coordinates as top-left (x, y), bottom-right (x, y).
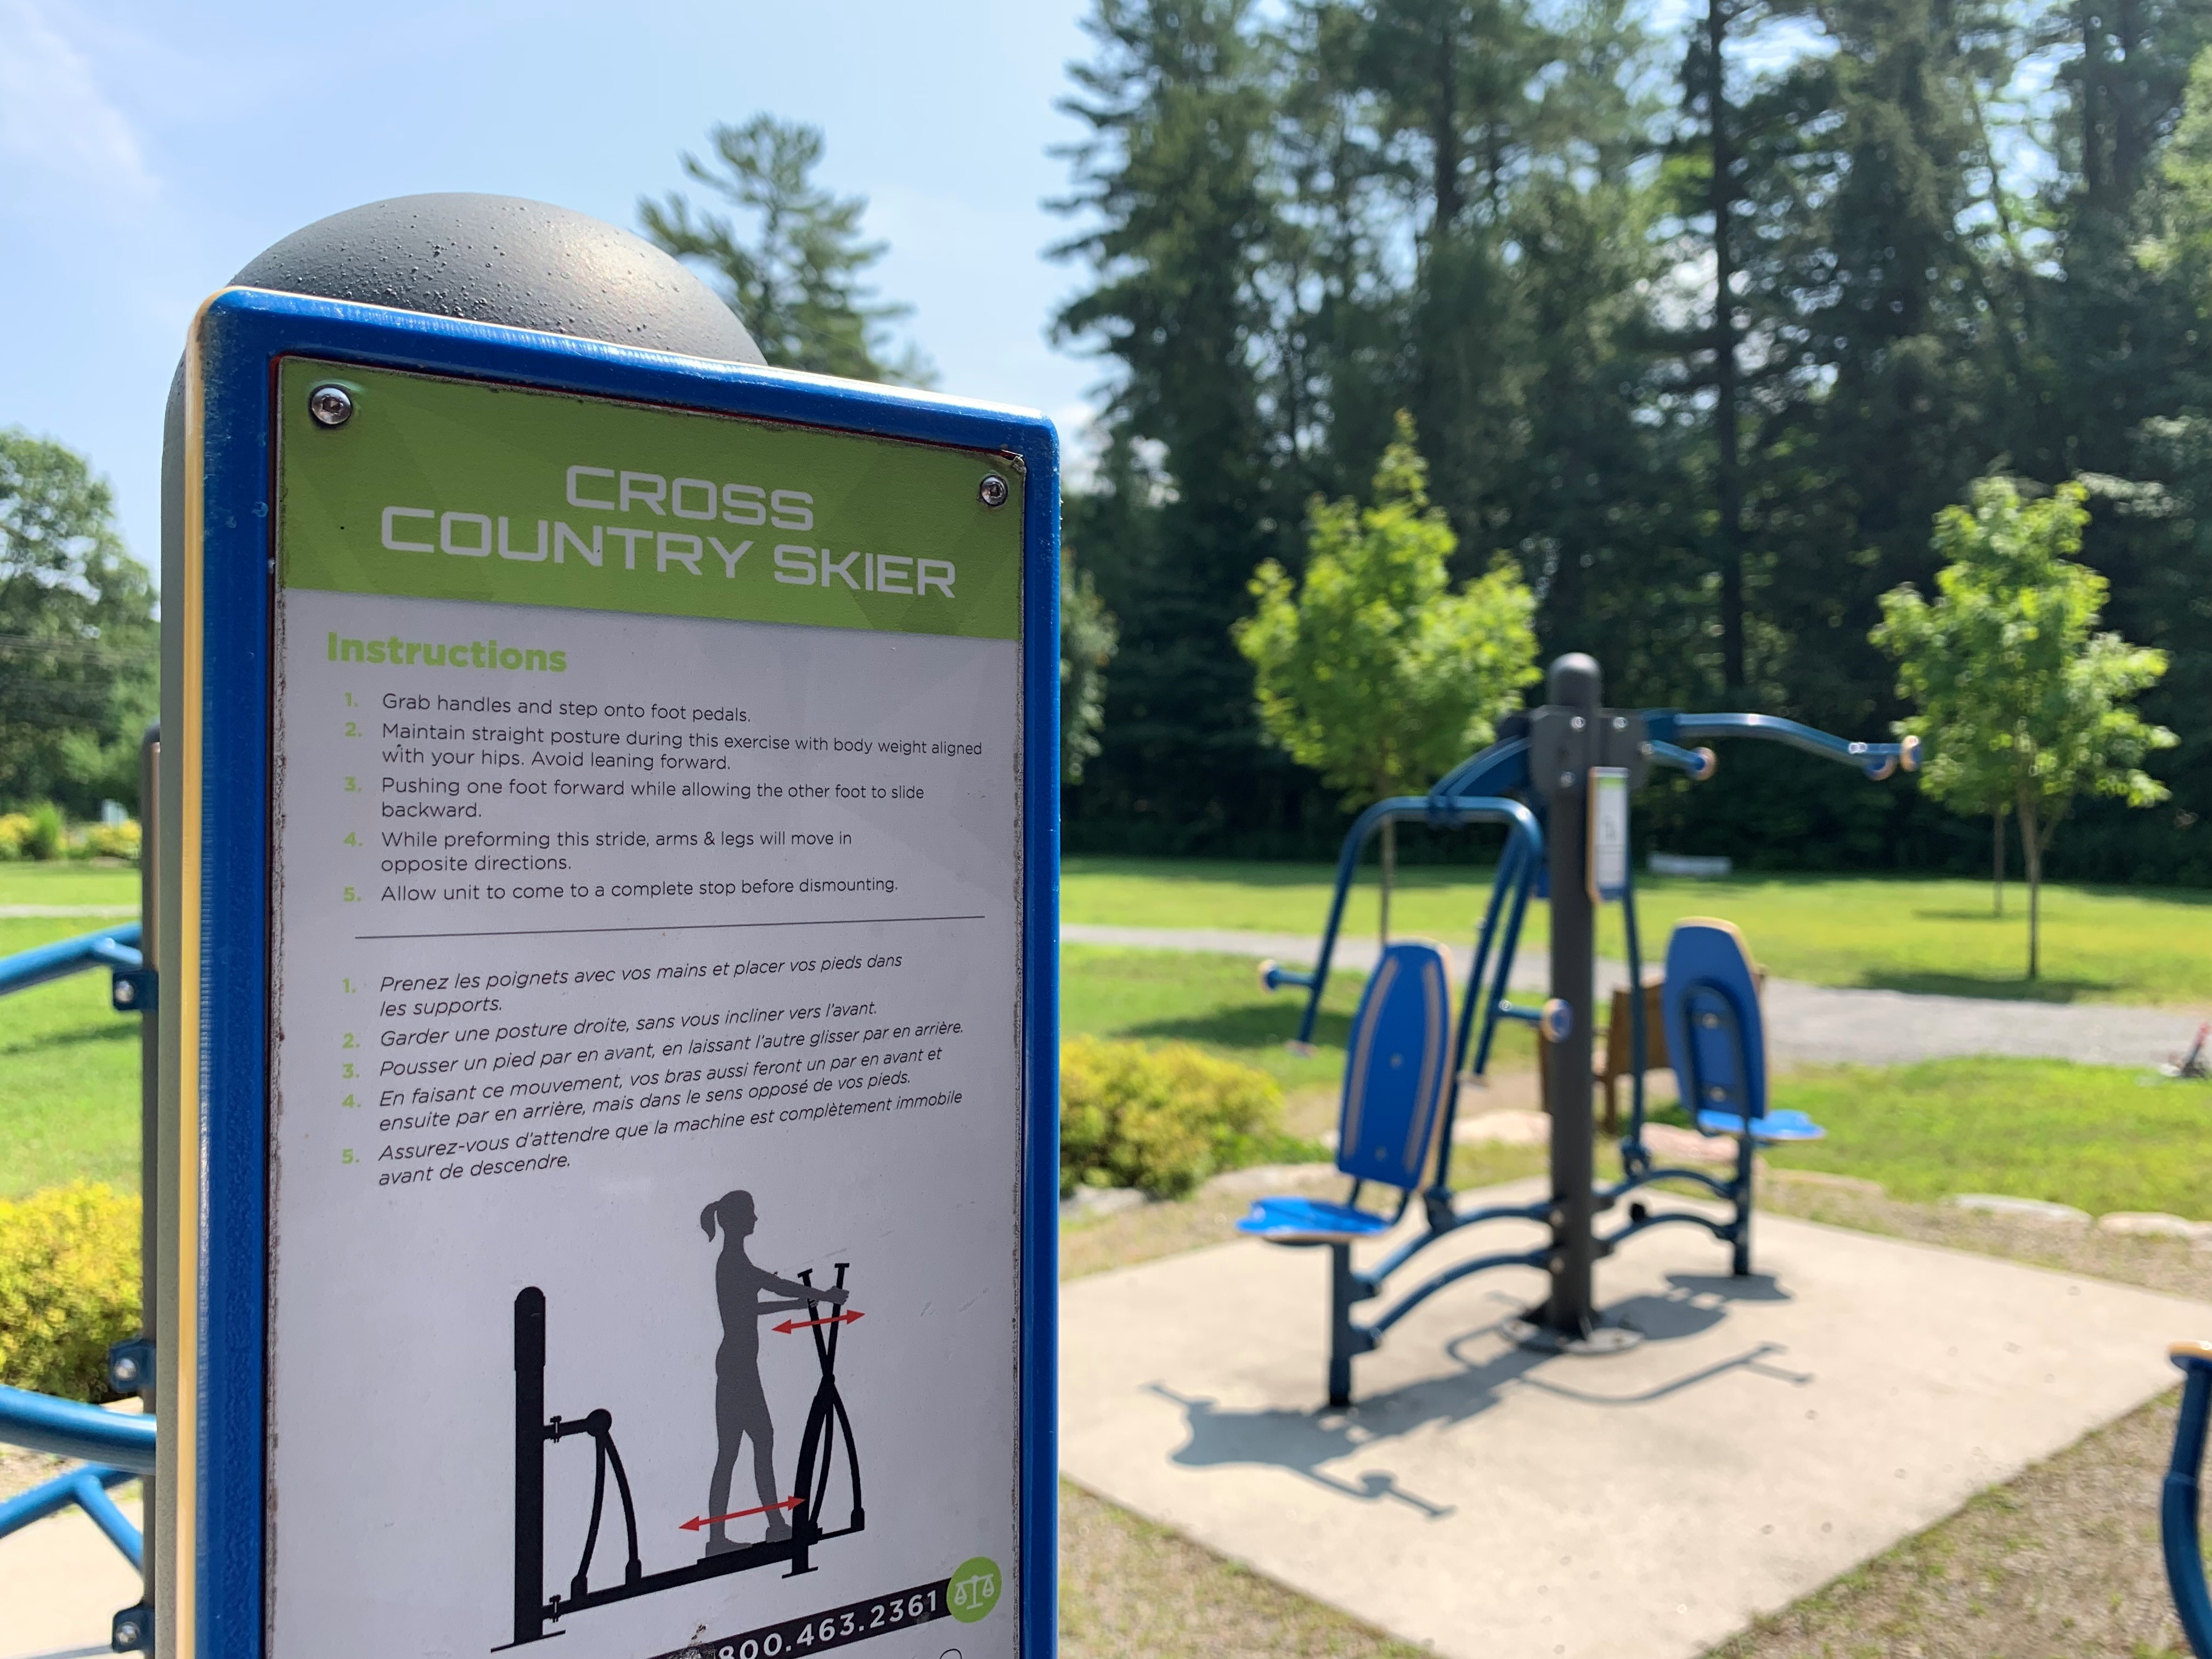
top-left (166, 291), bottom-right (1058, 1659)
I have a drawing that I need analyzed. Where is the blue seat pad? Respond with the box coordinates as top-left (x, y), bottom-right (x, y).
top-left (1664, 918), bottom-right (1769, 1122)
top-left (1334, 940), bottom-right (1454, 1191)
top-left (1237, 1195), bottom-right (1395, 1242)
top-left (1695, 1107), bottom-right (1825, 1143)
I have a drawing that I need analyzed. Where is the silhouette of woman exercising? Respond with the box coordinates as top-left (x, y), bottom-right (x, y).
top-left (699, 1190), bottom-right (846, 1554)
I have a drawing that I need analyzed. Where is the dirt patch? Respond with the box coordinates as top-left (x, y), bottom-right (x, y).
top-left (0, 1443), bottom-right (69, 1502)
top-left (1061, 1479), bottom-right (1425, 1659)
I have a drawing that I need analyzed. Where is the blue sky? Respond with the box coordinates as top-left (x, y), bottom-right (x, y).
top-left (0, 0), bottom-right (1103, 565)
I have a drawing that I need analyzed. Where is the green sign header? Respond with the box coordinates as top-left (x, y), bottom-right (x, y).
top-left (276, 358), bottom-right (1024, 640)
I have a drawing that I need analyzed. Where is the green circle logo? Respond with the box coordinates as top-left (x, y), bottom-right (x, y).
top-left (947, 1556), bottom-right (1001, 1624)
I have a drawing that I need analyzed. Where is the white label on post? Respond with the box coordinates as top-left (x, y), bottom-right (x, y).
top-left (1590, 765), bottom-right (1629, 903)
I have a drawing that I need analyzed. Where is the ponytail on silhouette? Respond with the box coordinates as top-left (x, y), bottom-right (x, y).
top-left (701, 1189), bottom-right (754, 1242)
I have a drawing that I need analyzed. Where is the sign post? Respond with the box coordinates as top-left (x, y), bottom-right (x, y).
top-left (157, 200), bottom-right (1058, 1659)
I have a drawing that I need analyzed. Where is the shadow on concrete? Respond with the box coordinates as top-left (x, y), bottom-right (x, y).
top-left (1144, 1382), bottom-right (1458, 1519)
top-left (1146, 1269), bottom-right (1809, 1514)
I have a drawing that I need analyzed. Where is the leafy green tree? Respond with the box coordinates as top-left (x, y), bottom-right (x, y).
top-left (1062, 550), bottom-right (1120, 783)
top-left (1235, 415), bottom-right (1539, 938)
top-left (1875, 478), bottom-right (2174, 978)
top-left (641, 116), bottom-right (933, 385)
top-left (1053, 0), bottom-right (1300, 847)
top-left (0, 432), bottom-right (156, 816)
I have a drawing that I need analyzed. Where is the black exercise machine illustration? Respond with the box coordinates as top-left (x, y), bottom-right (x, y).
top-left (498, 1195), bottom-right (864, 1649)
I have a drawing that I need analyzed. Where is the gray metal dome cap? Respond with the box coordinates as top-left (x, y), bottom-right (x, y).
top-left (228, 192), bottom-right (764, 364)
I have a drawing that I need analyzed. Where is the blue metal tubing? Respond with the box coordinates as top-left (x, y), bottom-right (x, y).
top-left (1430, 837), bottom-right (1530, 1198)
top-left (1595, 1206), bottom-right (1735, 1258)
top-left (2166, 1351), bottom-right (2212, 1658)
top-left (1604, 1164), bottom-right (1737, 1207)
top-left (1362, 1247), bottom-right (1553, 1340)
top-left (1646, 739), bottom-right (1714, 780)
top-left (0, 923), bottom-right (142, 997)
top-left (0, 1463), bottom-right (142, 1567)
top-left (1358, 1198), bottom-right (1552, 1290)
top-left (1291, 794), bottom-right (1542, 1049)
top-left (1656, 712), bottom-right (1914, 780)
top-left (0, 1384), bottom-right (157, 1473)
top-left (1426, 735), bottom-right (1532, 804)
top-left (1621, 855), bottom-right (1651, 1163)
top-left (1470, 848), bottom-right (1538, 1078)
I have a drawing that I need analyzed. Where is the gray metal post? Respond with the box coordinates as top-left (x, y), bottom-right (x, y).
top-left (137, 729), bottom-right (158, 1624)
top-left (1539, 654), bottom-right (1600, 1340)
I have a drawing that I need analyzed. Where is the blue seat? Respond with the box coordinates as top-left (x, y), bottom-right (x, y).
top-left (1662, 919), bottom-right (1823, 1146)
top-left (1239, 940), bottom-right (1454, 1244)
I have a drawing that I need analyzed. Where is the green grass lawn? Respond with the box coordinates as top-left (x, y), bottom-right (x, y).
top-left (1762, 1058), bottom-right (2212, 1217)
top-left (1065, 855), bottom-right (2212, 1006)
top-left (0, 862), bottom-right (138, 909)
top-left (0, 913), bottom-right (142, 1199)
top-left (1063, 944), bottom-right (1358, 1095)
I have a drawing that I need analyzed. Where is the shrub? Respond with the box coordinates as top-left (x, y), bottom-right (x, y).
top-left (24, 802), bottom-right (66, 861)
top-left (0, 803), bottom-right (68, 861)
top-left (1060, 1037), bottom-right (1286, 1199)
top-left (75, 819), bottom-right (142, 862)
top-left (0, 1184), bottom-right (141, 1401)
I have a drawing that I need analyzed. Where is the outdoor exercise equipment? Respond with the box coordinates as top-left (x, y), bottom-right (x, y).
top-left (1247, 653), bottom-right (1909, 1404)
top-left (2161, 1341), bottom-right (2212, 1657)
top-left (0, 736), bottom-right (160, 1652)
top-left (502, 1267), bottom-right (865, 1647)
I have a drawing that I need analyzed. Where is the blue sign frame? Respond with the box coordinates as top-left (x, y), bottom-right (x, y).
top-left (170, 286), bottom-right (1060, 1658)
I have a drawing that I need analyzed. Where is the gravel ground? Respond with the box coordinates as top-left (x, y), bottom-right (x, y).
top-left (1061, 924), bottom-right (2204, 1068)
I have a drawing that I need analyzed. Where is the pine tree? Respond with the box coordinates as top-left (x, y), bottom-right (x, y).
top-left (641, 116), bottom-right (934, 385)
top-left (1053, 0), bottom-right (1302, 846)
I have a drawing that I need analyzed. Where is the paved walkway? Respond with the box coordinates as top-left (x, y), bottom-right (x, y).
top-left (1062, 923), bottom-right (2202, 1068)
top-left (0, 1492), bottom-right (139, 1659)
top-left (1062, 1178), bottom-right (2211, 1659)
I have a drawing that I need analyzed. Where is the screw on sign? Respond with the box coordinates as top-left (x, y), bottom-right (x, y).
top-left (307, 383), bottom-right (353, 427)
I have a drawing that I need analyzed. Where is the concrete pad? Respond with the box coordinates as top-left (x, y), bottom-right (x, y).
top-left (1061, 1183), bottom-right (2212, 1659)
top-left (0, 1494), bottom-right (141, 1659)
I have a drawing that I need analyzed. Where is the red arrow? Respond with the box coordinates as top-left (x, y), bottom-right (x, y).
top-left (679, 1496), bottom-right (803, 1532)
top-left (772, 1310), bottom-right (864, 1335)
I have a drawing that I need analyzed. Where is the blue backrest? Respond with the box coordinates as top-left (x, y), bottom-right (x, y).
top-left (1337, 941), bottom-right (1454, 1189)
top-left (1662, 919), bottom-right (1767, 1121)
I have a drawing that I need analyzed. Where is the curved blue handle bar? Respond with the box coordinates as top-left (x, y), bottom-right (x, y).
top-left (0, 922), bottom-right (142, 997)
top-left (1646, 740), bottom-right (1714, 780)
top-left (1290, 791), bottom-right (1542, 1051)
top-left (1426, 736), bottom-right (1532, 805)
top-left (0, 1383), bottom-right (156, 1474)
top-left (1653, 712), bottom-right (1918, 780)
top-left (2166, 1350), bottom-right (2212, 1657)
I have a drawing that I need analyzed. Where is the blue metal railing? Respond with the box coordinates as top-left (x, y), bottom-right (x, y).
top-left (0, 923), bottom-right (140, 997)
top-left (0, 926), bottom-right (154, 1601)
top-left (0, 1384), bottom-right (156, 1472)
top-left (2164, 1344), bottom-right (2212, 1657)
